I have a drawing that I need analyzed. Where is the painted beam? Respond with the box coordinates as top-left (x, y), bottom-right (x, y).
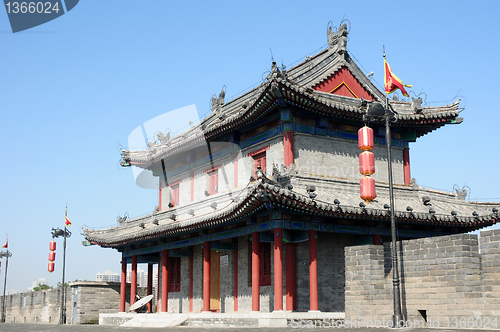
top-left (211, 241), bottom-right (238, 251)
top-left (122, 219), bottom-right (449, 257)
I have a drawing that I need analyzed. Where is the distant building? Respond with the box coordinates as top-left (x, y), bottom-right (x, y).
top-left (30, 278), bottom-right (47, 290)
top-left (95, 270), bottom-right (119, 283)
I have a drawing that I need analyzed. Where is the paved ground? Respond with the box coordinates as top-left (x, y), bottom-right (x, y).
top-left (0, 324), bottom-right (494, 332)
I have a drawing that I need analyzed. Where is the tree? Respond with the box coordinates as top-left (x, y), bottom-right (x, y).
top-left (57, 282), bottom-right (69, 288)
top-left (33, 284), bottom-right (52, 291)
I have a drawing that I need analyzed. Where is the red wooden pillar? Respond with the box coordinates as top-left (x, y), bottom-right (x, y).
top-left (251, 232), bottom-right (260, 311)
top-left (274, 228), bottom-right (283, 311)
top-left (234, 152), bottom-right (239, 188)
top-left (309, 231), bottom-right (318, 311)
top-left (374, 234), bottom-right (382, 245)
top-left (147, 264), bottom-right (153, 312)
top-left (203, 241), bottom-right (211, 312)
top-left (403, 148), bottom-right (411, 185)
top-left (161, 250), bottom-right (169, 312)
top-left (191, 169), bottom-right (195, 201)
top-left (283, 131), bottom-right (294, 167)
top-left (157, 263), bottom-right (161, 311)
top-left (159, 179), bottom-right (162, 211)
top-left (189, 254), bottom-right (194, 312)
top-left (120, 258), bottom-right (126, 312)
top-left (234, 249), bottom-right (238, 311)
top-left (285, 243), bottom-right (296, 311)
top-left (130, 255), bottom-right (137, 306)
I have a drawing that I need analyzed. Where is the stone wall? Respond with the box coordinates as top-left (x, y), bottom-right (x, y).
top-left (160, 136), bottom-right (282, 210)
top-left (0, 282), bottom-right (146, 325)
top-left (345, 230), bottom-right (500, 328)
top-left (294, 133), bottom-right (405, 185)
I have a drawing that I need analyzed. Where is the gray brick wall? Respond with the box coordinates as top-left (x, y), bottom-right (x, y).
top-left (294, 133), bottom-right (405, 185)
top-left (0, 282), bottom-right (145, 325)
top-left (345, 231), bottom-right (500, 327)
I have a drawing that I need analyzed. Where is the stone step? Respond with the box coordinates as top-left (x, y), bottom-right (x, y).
top-left (120, 314), bottom-right (188, 327)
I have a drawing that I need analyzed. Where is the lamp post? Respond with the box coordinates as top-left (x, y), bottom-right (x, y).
top-left (362, 100), bottom-right (403, 327)
top-left (51, 227), bottom-right (71, 325)
top-left (0, 249), bottom-right (12, 323)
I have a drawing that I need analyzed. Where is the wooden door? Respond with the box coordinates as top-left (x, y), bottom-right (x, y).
top-left (210, 250), bottom-right (220, 311)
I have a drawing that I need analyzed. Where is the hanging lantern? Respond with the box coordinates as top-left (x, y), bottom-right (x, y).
top-left (360, 176), bottom-right (376, 201)
top-left (358, 126), bottom-right (374, 151)
top-left (48, 262), bottom-right (55, 273)
top-left (49, 241), bottom-right (56, 251)
top-left (359, 151), bottom-right (375, 175)
top-left (48, 251), bottom-right (56, 262)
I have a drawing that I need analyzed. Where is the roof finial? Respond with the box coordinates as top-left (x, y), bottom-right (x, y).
top-left (270, 48), bottom-right (275, 63)
top-left (327, 20), bottom-right (349, 54)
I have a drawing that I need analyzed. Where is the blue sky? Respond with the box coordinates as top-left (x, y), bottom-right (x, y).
top-left (1, 1), bottom-right (499, 292)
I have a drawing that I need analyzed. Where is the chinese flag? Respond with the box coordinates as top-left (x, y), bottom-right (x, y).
top-left (65, 208), bottom-right (72, 227)
top-left (384, 58), bottom-right (412, 97)
top-left (2, 235), bottom-right (7, 248)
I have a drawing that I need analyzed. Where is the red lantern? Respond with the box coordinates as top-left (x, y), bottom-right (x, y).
top-left (359, 151), bottom-right (375, 175)
top-left (48, 262), bottom-right (55, 273)
top-left (360, 176), bottom-right (376, 201)
top-left (358, 126), bottom-right (374, 151)
top-left (48, 251), bottom-right (56, 262)
top-left (49, 241), bottom-right (56, 251)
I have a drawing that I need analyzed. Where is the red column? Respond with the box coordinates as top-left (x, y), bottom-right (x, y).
top-left (161, 250), bottom-right (169, 312)
top-left (234, 152), bottom-right (239, 188)
top-left (234, 249), bottom-right (238, 311)
top-left (191, 169), bottom-right (195, 201)
top-left (309, 231), bottom-right (318, 311)
top-left (274, 228), bottom-right (283, 311)
top-left (147, 264), bottom-right (153, 312)
top-left (203, 241), bottom-right (211, 312)
top-left (157, 263), bottom-right (161, 311)
top-left (403, 148), bottom-right (411, 185)
top-left (251, 232), bottom-right (260, 311)
top-left (159, 179), bottom-right (162, 211)
top-left (130, 256), bottom-right (137, 306)
top-left (284, 131), bottom-right (294, 167)
top-left (285, 243), bottom-right (296, 311)
top-left (189, 254), bottom-right (194, 312)
top-left (374, 234), bottom-right (382, 245)
top-left (120, 258), bottom-right (126, 312)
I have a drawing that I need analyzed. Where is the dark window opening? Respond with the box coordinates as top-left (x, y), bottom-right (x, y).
top-left (247, 239), bottom-right (272, 287)
top-left (168, 257), bottom-right (181, 292)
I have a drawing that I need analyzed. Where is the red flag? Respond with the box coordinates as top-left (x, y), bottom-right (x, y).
top-left (384, 58), bottom-right (412, 97)
top-left (2, 235), bottom-right (7, 248)
top-left (65, 208), bottom-right (72, 227)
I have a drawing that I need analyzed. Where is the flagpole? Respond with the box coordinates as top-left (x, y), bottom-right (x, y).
top-left (60, 206), bottom-right (68, 324)
top-left (383, 46), bottom-right (403, 328)
top-left (1, 251), bottom-right (10, 323)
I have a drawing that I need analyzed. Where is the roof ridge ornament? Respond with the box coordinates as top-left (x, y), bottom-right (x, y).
top-left (454, 184), bottom-right (471, 201)
top-left (327, 20), bottom-right (350, 55)
top-left (210, 85), bottom-right (226, 113)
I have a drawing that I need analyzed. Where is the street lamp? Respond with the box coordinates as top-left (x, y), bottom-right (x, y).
top-left (361, 99), bottom-right (403, 327)
top-left (0, 249), bottom-right (12, 323)
top-left (51, 227), bottom-right (71, 325)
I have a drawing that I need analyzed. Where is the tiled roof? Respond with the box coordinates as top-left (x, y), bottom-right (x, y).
top-left (83, 177), bottom-right (499, 248)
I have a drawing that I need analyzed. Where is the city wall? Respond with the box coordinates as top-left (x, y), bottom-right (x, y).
top-left (345, 229), bottom-right (500, 329)
top-left (0, 281), bottom-right (146, 324)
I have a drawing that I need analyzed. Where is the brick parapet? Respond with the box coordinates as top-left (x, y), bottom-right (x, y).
top-left (345, 232), bottom-right (500, 328)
